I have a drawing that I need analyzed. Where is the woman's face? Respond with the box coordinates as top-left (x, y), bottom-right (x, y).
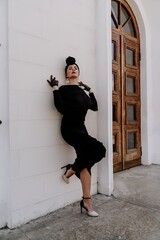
top-left (66, 64), bottom-right (79, 79)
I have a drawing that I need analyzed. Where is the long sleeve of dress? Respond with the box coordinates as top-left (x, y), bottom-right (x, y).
top-left (89, 92), bottom-right (98, 111)
top-left (53, 88), bottom-right (83, 115)
top-left (53, 90), bottom-right (65, 114)
top-left (53, 86), bottom-right (98, 117)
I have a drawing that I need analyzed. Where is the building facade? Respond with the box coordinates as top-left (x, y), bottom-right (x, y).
top-left (0, 0), bottom-right (159, 228)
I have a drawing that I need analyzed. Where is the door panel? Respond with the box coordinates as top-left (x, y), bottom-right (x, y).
top-left (122, 36), bottom-right (141, 170)
top-left (112, 0), bottom-right (141, 173)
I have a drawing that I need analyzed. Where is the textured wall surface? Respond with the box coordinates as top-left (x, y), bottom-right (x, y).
top-left (0, 0), bottom-right (9, 228)
top-left (8, 0), bottom-right (98, 228)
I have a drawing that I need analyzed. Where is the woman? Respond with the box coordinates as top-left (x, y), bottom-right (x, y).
top-left (47, 56), bottom-right (106, 217)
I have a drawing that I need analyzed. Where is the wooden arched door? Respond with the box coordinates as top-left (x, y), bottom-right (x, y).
top-left (112, 0), bottom-right (141, 172)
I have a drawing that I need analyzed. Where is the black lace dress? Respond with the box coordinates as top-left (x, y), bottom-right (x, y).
top-left (53, 85), bottom-right (106, 178)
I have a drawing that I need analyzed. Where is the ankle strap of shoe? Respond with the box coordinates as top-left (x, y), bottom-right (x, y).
top-left (82, 196), bottom-right (91, 199)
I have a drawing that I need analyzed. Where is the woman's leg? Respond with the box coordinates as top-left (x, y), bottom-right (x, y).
top-left (65, 168), bottom-right (75, 178)
top-left (80, 168), bottom-right (93, 212)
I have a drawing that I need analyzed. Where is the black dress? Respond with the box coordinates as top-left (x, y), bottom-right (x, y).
top-left (53, 85), bottom-right (106, 178)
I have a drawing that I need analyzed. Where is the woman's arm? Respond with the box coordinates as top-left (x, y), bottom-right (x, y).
top-left (89, 92), bottom-right (98, 111)
top-left (47, 75), bottom-right (65, 114)
top-left (78, 81), bottom-right (98, 111)
top-left (53, 88), bottom-right (65, 114)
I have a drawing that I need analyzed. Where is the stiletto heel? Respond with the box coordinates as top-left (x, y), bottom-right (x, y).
top-left (61, 164), bottom-right (72, 184)
top-left (80, 197), bottom-right (99, 217)
top-left (80, 200), bottom-right (88, 213)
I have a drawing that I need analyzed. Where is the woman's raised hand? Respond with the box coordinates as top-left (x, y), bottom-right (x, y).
top-left (78, 81), bottom-right (91, 91)
top-left (47, 75), bottom-right (59, 87)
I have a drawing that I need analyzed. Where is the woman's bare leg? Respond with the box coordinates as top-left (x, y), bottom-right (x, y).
top-left (80, 168), bottom-right (93, 212)
top-left (65, 168), bottom-right (75, 178)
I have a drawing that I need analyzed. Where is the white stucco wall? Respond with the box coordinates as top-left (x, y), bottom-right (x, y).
top-left (7, 0), bottom-right (99, 228)
top-left (0, 0), bottom-right (9, 228)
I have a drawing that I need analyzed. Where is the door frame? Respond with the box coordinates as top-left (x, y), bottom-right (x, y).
top-left (96, 0), bottom-right (151, 196)
top-left (127, 0), bottom-right (152, 165)
top-left (112, 0), bottom-right (141, 172)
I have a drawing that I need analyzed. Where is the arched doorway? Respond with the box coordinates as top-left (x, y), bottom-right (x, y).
top-left (112, 0), bottom-right (141, 172)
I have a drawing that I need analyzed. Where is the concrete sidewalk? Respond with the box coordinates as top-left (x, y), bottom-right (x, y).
top-left (0, 165), bottom-right (160, 240)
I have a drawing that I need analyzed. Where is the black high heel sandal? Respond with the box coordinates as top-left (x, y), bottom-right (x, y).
top-left (61, 164), bottom-right (72, 184)
top-left (80, 197), bottom-right (99, 217)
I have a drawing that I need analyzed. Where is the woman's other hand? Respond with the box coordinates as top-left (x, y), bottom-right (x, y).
top-left (47, 75), bottom-right (59, 88)
top-left (78, 81), bottom-right (91, 91)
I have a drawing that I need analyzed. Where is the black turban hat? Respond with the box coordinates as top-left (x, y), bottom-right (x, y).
top-left (65, 56), bottom-right (80, 76)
